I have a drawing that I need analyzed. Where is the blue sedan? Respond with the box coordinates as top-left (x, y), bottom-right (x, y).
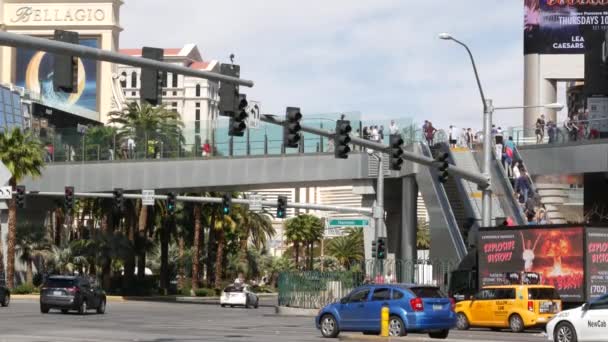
top-left (315, 284), bottom-right (456, 338)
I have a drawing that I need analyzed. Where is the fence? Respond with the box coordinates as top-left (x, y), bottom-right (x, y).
top-left (277, 259), bottom-right (458, 309)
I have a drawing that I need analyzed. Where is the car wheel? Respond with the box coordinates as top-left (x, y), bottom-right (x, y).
top-left (230, 305), bottom-right (235, 308)
top-left (96, 299), bottom-right (106, 314)
top-left (254, 299), bottom-right (259, 309)
top-left (245, 298), bottom-right (250, 309)
top-left (78, 300), bottom-right (87, 315)
top-left (40, 304), bottom-right (50, 313)
top-left (320, 314), bottom-right (339, 338)
top-left (456, 313), bottom-right (470, 330)
top-left (61, 309), bottom-right (69, 314)
top-left (1, 294), bottom-right (9, 307)
top-left (428, 329), bottom-right (449, 339)
top-left (554, 322), bottom-right (578, 342)
top-left (221, 304), bottom-right (226, 308)
top-left (509, 314), bottom-right (524, 333)
top-left (388, 315), bottom-right (405, 337)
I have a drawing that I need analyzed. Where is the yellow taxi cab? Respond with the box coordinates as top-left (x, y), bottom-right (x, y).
top-left (455, 285), bottom-right (561, 333)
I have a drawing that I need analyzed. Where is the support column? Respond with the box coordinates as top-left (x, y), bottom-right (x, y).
top-left (524, 54), bottom-right (541, 137)
top-left (401, 176), bottom-right (418, 283)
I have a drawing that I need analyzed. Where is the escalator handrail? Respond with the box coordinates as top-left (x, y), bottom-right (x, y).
top-left (490, 145), bottom-right (527, 225)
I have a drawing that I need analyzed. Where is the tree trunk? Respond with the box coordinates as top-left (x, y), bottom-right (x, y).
top-left (122, 204), bottom-right (136, 295)
top-left (191, 205), bottom-right (202, 293)
top-left (26, 259), bottom-right (33, 285)
top-left (0, 221), bottom-right (5, 285)
top-left (137, 204), bottom-right (148, 282)
top-left (206, 213), bottom-right (216, 287)
top-left (178, 236), bottom-right (185, 291)
top-left (160, 217), bottom-right (170, 294)
top-left (7, 185), bottom-right (17, 289)
top-left (214, 228), bottom-right (225, 289)
top-left (101, 211), bottom-right (112, 290)
top-left (294, 242), bottom-right (300, 267)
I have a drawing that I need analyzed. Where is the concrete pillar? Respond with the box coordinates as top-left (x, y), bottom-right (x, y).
top-left (524, 54), bottom-right (558, 136)
top-left (401, 176), bottom-right (418, 262)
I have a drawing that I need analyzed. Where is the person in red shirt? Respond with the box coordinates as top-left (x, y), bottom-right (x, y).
top-left (202, 140), bottom-right (211, 158)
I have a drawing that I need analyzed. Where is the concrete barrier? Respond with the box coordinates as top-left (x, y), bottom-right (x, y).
top-left (275, 305), bottom-right (318, 316)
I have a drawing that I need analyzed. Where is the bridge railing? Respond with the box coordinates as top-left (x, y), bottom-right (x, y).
top-left (31, 116), bottom-right (425, 163)
top-left (507, 118), bottom-right (608, 146)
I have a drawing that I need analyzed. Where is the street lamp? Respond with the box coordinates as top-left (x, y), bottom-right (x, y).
top-left (439, 33), bottom-right (564, 228)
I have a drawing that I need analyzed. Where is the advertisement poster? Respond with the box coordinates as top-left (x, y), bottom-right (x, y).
top-left (15, 37), bottom-right (98, 111)
top-left (524, 0), bottom-right (608, 54)
top-left (586, 228), bottom-right (608, 300)
top-left (479, 227), bottom-right (584, 301)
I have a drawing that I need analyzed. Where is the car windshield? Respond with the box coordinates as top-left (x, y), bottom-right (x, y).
top-left (528, 288), bottom-right (560, 300)
top-left (224, 286), bottom-right (244, 292)
top-left (409, 287), bottom-right (445, 298)
top-left (45, 278), bottom-right (76, 288)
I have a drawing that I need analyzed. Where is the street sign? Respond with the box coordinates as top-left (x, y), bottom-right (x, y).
top-left (327, 218), bottom-right (370, 228)
top-left (0, 186), bottom-right (12, 200)
top-left (249, 193), bottom-right (262, 212)
top-left (246, 101), bottom-right (261, 129)
top-left (77, 123), bottom-right (88, 134)
top-left (0, 162), bottom-right (10, 186)
top-left (142, 189), bottom-right (155, 206)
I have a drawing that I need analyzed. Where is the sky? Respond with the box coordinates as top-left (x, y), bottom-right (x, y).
top-left (120, 0), bottom-right (556, 131)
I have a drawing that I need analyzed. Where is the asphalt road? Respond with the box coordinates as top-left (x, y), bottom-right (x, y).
top-left (0, 299), bottom-right (549, 342)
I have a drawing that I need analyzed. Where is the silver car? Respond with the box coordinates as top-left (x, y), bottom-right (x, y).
top-left (220, 285), bottom-right (259, 308)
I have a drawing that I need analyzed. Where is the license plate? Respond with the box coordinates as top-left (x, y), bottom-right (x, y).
top-left (53, 291), bottom-right (62, 296)
top-left (433, 304), bottom-right (443, 310)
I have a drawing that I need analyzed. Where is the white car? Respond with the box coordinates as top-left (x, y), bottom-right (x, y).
top-left (220, 285), bottom-right (259, 309)
top-left (546, 293), bottom-right (608, 342)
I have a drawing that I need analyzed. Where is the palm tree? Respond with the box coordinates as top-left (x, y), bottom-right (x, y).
top-left (284, 217), bottom-right (306, 267)
top-left (15, 221), bottom-right (52, 284)
top-left (0, 128), bottom-right (44, 288)
top-left (234, 207), bottom-right (275, 258)
top-left (417, 219), bottom-right (430, 249)
top-left (299, 214), bottom-right (324, 270)
top-left (108, 102), bottom-right (184, 159)
top-left (191, 203), bottom-right (203, 292)
top-left (326, 228), bottom-right (364, 269)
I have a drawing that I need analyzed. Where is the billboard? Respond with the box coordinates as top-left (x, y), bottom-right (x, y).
top-left (479, 227), bottom-right (584, 301)
top-left (15, 37), bottom-right (98, 111)
top-left (524, 0), bottom-right (608, 54)
top-left (586, 227), bottom-right (608, 300)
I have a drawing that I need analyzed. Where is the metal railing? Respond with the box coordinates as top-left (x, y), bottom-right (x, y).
top-left (277, 259), bottom-right (457, 309)
top-left (507, 118), bottom-right (608, 146)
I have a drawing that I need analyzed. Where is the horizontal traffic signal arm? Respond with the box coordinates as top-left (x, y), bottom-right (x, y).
top-left (259, 114), bottom-right (489, 188)
top-left (26, 191), bottom-right (372, 215)
top-left (0, 31), bottom-right (253, 87)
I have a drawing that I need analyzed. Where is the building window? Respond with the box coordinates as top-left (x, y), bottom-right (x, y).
top-left (131, 71), bottom-right (137, 88)
top-left (131, 92), bottom-right (136, 96)
top-left (195, 121), bottom-right (200, 134)
top-left (195, 109), bottom-right (200, 121)
top-left (162, 91), bottom-right (166, 96)
top-left (120, 72), bottom-right (127, 88)
top-left (172, 73), bottom-right (178, 88)
top-left (173, 91), bottom-right (177, 96)
top-left (162, 72), bottom-right (167, 87)
top-left (172, 102), bottom-right (177, 108)
top-left (195, 102), bottom-right (200, 108)
top-left (196, 84), bottom-right (201, 97)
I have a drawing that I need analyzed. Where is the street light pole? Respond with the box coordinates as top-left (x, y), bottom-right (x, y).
top-left (439, 33), bottom-right (492, 227)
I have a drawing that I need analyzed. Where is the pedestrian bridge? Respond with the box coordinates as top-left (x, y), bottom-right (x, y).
top-left (518, 139), bottom-right (608, 175)
top-left (23, 151), bottom-right (406, 193)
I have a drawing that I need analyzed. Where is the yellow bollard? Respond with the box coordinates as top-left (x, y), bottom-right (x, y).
top-left (380, 306), bottom-right (389, 337)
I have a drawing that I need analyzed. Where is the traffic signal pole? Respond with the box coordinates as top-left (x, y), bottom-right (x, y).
top-left (26, 191), bottom-right (372, 215)
top-left (0, 31), bottom-right (253, 87)
top-left (260, 115), bottom-right (489, 188)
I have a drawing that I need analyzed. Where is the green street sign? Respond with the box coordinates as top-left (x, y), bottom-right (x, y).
top-left (328, 218), bottom-right (370, 228)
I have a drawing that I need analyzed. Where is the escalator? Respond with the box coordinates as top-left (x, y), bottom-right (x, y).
top-left (414, 143), bottom-right (467, 262)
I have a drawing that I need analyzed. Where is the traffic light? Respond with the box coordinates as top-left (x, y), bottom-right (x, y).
top-left (16, 185), bottom-right (25, 209)
top-left (140, 47), bottom-right (164, 106)
top-left (64, 186), bottom-right (74, 213)
top-left (229, 94), bottom-right (247, 137)
top-left (284, 107), bottom-right (302, 148)
top-left (376, 237), bottom-right (387, 260)
top-left (334, 120), bottom-right (352, 159)
top-left (53, 30), bottom-right (79, 93)
top-left (389, 134), bottom-right (404, 171)
top-left (167, 192), bottom-right (176, 215)
top-left (222, 193), bottom-right (232, 215)
top-left (371, 239), bottom-right (377, 258)
top-left (219, 63), bottom-right (240, 115)
top-left (277, 195), bottom-right (287, 219)
top-left (435, 152), bottom-right (449, 183)
top-left (113, 188), bottom-right (124, 212)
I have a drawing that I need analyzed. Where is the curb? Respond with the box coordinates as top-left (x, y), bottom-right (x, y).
top-left (275, 305), bottom-right (318, 317)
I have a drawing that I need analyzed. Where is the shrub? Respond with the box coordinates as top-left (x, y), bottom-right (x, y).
top-left (12, 283), bottom-right (37, 294)
top-left (194, 288), bottom-right (214, 297)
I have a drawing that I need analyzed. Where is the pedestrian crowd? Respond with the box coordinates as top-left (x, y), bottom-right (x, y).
top-left (536, 110), bottom-right (601, 144)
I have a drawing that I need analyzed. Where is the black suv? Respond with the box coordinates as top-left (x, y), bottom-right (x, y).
top-left (40, 275), bottom-right (106, 314)
top-left (0, 284), bottom-right (9, 307)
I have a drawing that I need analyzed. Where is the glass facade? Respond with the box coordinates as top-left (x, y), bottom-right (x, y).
top-left (0, 85), bottom-right (27, 133)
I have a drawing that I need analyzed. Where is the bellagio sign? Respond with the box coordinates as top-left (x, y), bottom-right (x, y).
top-left (6, 4), bottom-right (113, 25)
